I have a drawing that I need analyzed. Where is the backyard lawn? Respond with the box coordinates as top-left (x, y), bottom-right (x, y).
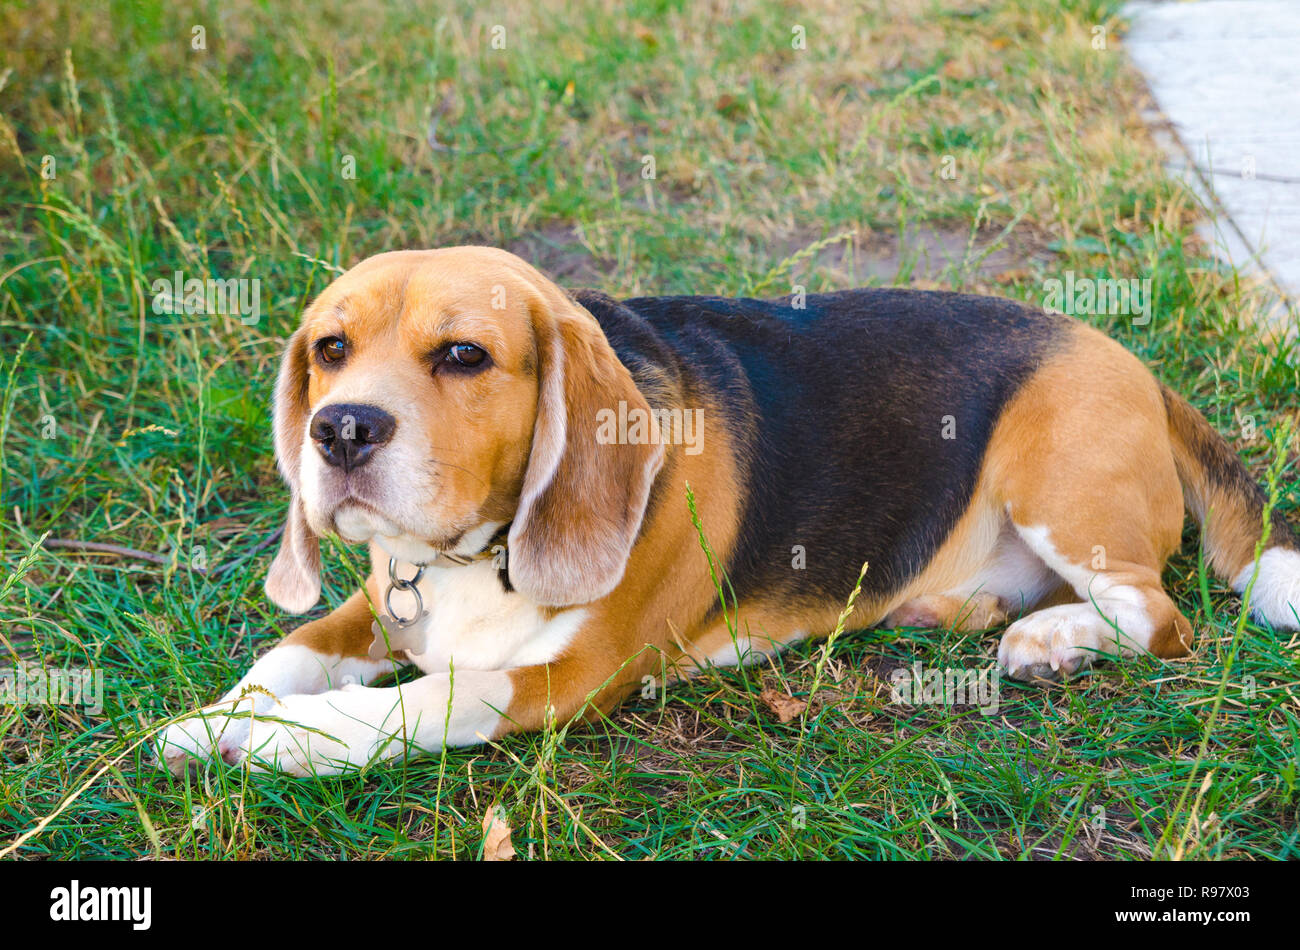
top-left (1, 0), bottom-right (1297, 859)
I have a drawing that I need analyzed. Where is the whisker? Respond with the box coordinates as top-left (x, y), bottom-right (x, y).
top-left (428, 456), bottom-right (488, 488)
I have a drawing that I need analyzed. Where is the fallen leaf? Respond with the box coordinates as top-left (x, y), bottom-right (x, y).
top-left (759, 687), bottom-right (807, 723)
top-left (481, 806), bottom-right (516, 861)
top-left (942, 60), bottom-right (968, 79)
top-left (714, 93), bottom-right (745, 118)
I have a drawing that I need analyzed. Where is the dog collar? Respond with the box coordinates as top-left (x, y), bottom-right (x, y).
top-left (421, 523), bottom-right (511, 569)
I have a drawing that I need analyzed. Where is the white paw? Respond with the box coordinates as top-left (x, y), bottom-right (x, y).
top-left (231, 690), bottom-right (401, 777)
top-left (997, 603), bottom-right (1133, 683)
top-left (158, 697), bottom-right (261, 775)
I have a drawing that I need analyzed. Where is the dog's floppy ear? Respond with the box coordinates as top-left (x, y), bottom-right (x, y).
top-left (264, 326), bottom-right (322, 613)
top-left (507, 290), bottom-right (665, 606)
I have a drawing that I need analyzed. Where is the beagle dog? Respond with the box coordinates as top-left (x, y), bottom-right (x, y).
top-left (160, 246), bottom-right (1300, 776)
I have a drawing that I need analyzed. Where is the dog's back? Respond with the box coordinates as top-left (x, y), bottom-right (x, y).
top-left (581, 288), bottom-right (1068, 604)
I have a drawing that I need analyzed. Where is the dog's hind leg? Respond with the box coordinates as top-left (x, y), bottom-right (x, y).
top-left (986, 327), bottom-right (1195, 683)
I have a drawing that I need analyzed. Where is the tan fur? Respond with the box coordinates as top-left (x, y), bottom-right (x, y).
top-left (886, 592), bottom-right (1007, 632)
top-left (281, 578), bottom-right (417, 662)
top-left (886, 322), bottom-right (1193, 660)
top-left (501, 391), bottom-right (745, 727)
top-left (505, 279), bottom-right (665, 606)
top-left (988, 324), bottom-right (1192, 658)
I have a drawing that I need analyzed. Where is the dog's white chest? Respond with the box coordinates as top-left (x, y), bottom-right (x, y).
top-left (383, 560), bottom-right (584, 674)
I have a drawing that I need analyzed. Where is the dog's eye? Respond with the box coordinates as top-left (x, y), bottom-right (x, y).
top-left (446, 343), bottom-right (487, 368)
top-left (317, 337), bottom-right (347, 364)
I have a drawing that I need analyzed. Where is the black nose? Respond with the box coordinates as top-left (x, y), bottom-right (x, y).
top-left (310, 403), bottom-right (396, 472)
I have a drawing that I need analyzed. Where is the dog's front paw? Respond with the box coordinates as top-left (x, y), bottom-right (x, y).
top-left (231, 690), bottom-right (397, 777)
top-left (157, 700), bottom-right (256, 776)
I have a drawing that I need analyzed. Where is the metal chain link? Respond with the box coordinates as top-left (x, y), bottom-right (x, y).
top-left (378, 529), bottom-right (509, 629)
top-left (383, 558), bottom-right (426, 626)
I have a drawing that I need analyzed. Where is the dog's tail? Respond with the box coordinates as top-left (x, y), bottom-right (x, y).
top-left (1161, 385), bottom-right (1300, 629)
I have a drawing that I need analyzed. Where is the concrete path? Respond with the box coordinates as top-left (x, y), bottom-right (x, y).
top-left (1125, 0), bottom-right (1300, 334)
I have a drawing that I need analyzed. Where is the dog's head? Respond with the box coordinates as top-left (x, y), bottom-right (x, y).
top-left (265, 247), bottom-right (664, 612)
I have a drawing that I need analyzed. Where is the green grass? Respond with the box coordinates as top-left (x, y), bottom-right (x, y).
top-left (1, 0), bottom-right (1298, 859)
